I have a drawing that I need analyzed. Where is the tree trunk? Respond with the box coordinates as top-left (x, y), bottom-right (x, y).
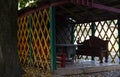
top-left (0, 0), bottom-right (23, 77)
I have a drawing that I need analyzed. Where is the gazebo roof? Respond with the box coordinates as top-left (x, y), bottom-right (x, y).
top-left (19, 0), bottom-right (120, 23)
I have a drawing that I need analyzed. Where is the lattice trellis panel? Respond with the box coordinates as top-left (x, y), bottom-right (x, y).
top-left (18, 15), bottom-right (30, 66)
top-left (56, 24), bottom-right (72, 44)
top-left (74, 20), bottom-right (119, 63)
top-left (74, 23), bottom-right (92, 59)
top-left (18, 9), bottom-right (50, 76)
top-left (95, 20), bottom-right (119, 63)
top-left (31, 9), bottom-right (50, 71)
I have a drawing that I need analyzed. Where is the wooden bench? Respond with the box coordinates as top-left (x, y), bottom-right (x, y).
top-left (76, 36), bottom-right (109, 63)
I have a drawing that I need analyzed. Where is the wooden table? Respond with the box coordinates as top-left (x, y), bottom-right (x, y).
top-left (56, 44), bottom-right (82, 60)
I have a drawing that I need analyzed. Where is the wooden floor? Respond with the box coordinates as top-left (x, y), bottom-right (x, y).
top-left (66, 59), bottom-right (119, 68)
top-left (54, 59), bottom-right (120, 76)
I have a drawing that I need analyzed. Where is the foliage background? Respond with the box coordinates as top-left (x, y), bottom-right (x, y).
top-left (18, 0), bottom-right (38, 10)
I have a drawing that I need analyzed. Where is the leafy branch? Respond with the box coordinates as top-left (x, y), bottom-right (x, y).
top-left (18, 0), bottom-right (38, 10)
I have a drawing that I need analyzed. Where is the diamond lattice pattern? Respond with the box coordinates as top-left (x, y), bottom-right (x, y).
top-left (95, 20), bottom-right (119, 63)
top-left (18, 9), bottom-right (50, 76)
top-left (74, 20), bottom-right (119, 63)
top-left (56, 24), bottom-right (72, 44)
top-left (18, 15), bottom-right (30, 66)
top-left (74, 23), bottom-right (92, 59)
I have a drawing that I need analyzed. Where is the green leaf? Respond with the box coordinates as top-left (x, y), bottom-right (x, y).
top-left (18, 0), bottom-right (38, 10)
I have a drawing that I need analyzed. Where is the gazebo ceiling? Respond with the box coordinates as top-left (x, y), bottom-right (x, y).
top-left (54, 0), bottom-right (120, 23)
top-left (19, 0), bottom-right (120, 23)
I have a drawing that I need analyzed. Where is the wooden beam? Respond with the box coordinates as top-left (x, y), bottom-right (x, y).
top-left (71, 0), bottom-right (120, 13)
top-left (51, 0), bottom-right (70, 6)
top-left (19, 0), bottom-right (70, 17)
top-left (92, 2), bottom-right (120, 13)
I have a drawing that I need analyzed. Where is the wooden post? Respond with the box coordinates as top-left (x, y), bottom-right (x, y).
top-left (118, 19), bottom-right (120, 63)
top-left (50, 7), bottom-right (57, 71)
top-left (71, 23), bottom-right (75, 44)
top-left (91, 22), bottom-right (95, 36)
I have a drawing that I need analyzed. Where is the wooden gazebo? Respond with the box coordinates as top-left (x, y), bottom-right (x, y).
top-left (18, 0), bottom-right (120, 77)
